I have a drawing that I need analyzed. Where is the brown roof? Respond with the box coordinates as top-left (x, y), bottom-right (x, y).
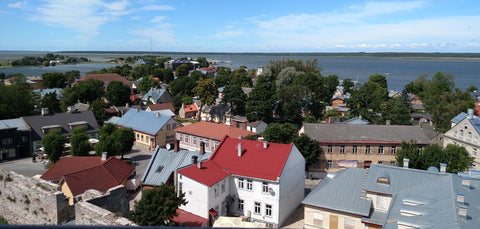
top-left (183, 104), bottom-right (198, 112)
top-left (148, 103), bottom-right (175, 112)
top-left (175, 121), bottom-right (256, 140)
top-left (41, 157), bottom-right (135, 195)
top-left (77, 73), bottom-right (132, 87)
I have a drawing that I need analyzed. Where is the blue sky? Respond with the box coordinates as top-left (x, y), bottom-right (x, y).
top-left (1, 0), bottom-right (479, 52)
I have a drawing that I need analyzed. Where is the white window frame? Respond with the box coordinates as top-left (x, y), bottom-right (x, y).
top-left (238, 178), bottom-right (244, 189)
top-left (246, 179), bottom-right (253, 191)
top-left (340, 145), bottom-right (345, 154)
top-left (237, 199), bottom-right (244, 211)
top-left (391, 146), bottom-right (396, 154)
top-left (265, 204), bottom-right (272, 217)
top-left (353, 145), bottom-right (358, 154)
top-left (327, 145), bottom-right (332, 153)
top-left (262, 182), bottom-right (269, 193)
top-left (378, 145), bottom-right (384, 154)
top-left (327, 160), bottom-right (333, 169)
top-left (366, 145), bottom-right (371, 154)
top-left (254, 202), bottom-right (261, 214)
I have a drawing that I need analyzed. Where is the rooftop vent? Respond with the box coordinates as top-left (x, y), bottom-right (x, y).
top-left (237, 142), bottom-right (243, 157)
top-left (440, 163), bottom-right (447, 173)
top-left (457, 192), bottom-right (465, 203)
top-left (101, 152), bottom-right (107, 161)
top-left (403, 158), bottom-right (410, 168)
top-left (263, 141), bottom-right (268, 149)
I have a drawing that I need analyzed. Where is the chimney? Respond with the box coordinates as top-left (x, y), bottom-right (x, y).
top-left (403, 158), bottom-right (409, 168)
top-left (467, 109), bottom-right (474, 119)
top-left (440, 163), bottom-right (447, 173)
top-left (126, 102), bottom-right (129, 107)
top-left (41, 108), bottom-right (49, 116)
top-left (197, 160), bottom-right (202, 169)
top-left (200, 142), bottom-right (205, 155)
top-left (174, 140), bottom-right (180, 152)
top-left (263, 141), bottom-right (268, 149)
top-left (238, 135), bottom-right (242, 139)
top-left (457, 192), bottom-right (465, 203)
top-left (386, 120), bottom-right (391, 125)
top-left (101, 152), bottom-right (107, 161)
top-left (459, 206), bottom-right (468, 218)
top-left (156, 112), bottom-right (160, 118)
top-left (462, 177), bottom-right (471, 188)
top-left (238, 142), bottom-right (243, 157)
top-left (136, 108), bottom-right (139, 112)
top-left (192, 155), bottom-right (198, 165)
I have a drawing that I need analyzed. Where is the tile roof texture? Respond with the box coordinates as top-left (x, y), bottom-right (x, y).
top-left (78, 73), bottom-right (132, 87)
top-left (301, 123), bottom-right (430, 144)
top-left (22, 110), bottom-right (99, 141)
top-left (141, 147), bottom-right (212, 186)
top-left (175, 121), bottom-right (256, 140)
top-left (148, 103), bottom-right (175, 112)
top-left (179, 160), bottom-right (230, 187)
top-left (172, 209), bottom-right (208, 227)
top-left (183, 104), bottom-right (198, 112)
top-left (115, 109), bottom-right (171, 135)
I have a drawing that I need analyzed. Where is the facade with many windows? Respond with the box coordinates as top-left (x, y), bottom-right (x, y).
top-left (177, 137), bottom-right (305, 227)
top-left (299, 123), bottom-right (431, 174)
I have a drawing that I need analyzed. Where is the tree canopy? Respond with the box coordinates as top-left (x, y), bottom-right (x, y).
top-left (41, 129), bottom-right (66, 163)
top-left (70, 126), bottom-right (91, 156)
top-left (245, 76), bottom-right (276, 123)
top-left (192, 78), bottom-right (218, 120)
top-left (41, 92), bottom-right (62, 114)
top-left (293, 133), bottom-right (320, 171)
top-left (129, 184), bottom-right (187, 226)
top-left (263, 123), bottom-right (297, 144)
top-left (221, 84), bottom-right (246, 115)
top-left (42, 72), bottom-right (68, 88)
top-left (105, 81), bottom-right (131, 106)
top-left (94, 124), bottom-right (135, 158)
top-left (0, 80), bottom-right (35, 119)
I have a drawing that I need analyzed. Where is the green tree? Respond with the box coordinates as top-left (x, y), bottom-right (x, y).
top-left (466, 85), bottom-right (478, 93)
top-left (222, 84), bottom-right (246, 115)
top-left (263, 123), bottom-right (296, 144)
top-left (442, 144), bottom-right (474, 173)
top-left (115, 128), bottom-right (135, 160)
top-left (169, 76), bottom-right (196, 97)
top-left (196, 57), bottom-right (209, 68)
top-left (89, 99), bottom-right (108, 125)
top-left (72, 79), bottom-right (105, 103)
top-left (41, 129), bottom-right (66, 163)
top-left (94, 124), bottom-right (135, 157)
top-left (139, 77), bottom-right (160, 94)
top-left (65, 70), bottom-right (80, 85)
top-left (395, 142), bottom-right (423, 168)
top-left (41, 92), bottom-right (62, 114)
top-left (245, 76), bottom-right (276, 123)
top-left (129, 184), bottom-right (187, 226)
top-left (192, 78), bottom-right (218, 120)
top-left (277, 85), bottom-right (306, 123)
top-left (214, 67), bottom-right (231, 88)
top-left (105, 81), bottom-right (131, 106)
top-left (275, 67), bottom-right (303, 90)
top-left (379, 97), bottom-right (412, 125)
top-left (42, 72), bottom-right (67, 88)
top-left (293, 133), bottom-right (320, 171)
top-left (175, 64), bottom-right (190, 77)
top-left (0, 83), bottom-right (35, 119)
top-left (70, 126), bottom-right (91, 156)
top-left (342, 78), bottom-right (355, 94)
top-left (163, 68), bottom-right (175, 84)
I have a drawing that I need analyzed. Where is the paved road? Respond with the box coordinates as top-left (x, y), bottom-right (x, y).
top-left (0, 157), bottom-right (47, 177)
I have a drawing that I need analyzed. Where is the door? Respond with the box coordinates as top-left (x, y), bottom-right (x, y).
top-left (329, 215), bottom-right (338, 229)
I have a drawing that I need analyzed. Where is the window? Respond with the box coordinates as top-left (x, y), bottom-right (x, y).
top-left (214, 186), bottom-right (219, 197)
top-left (178, 182), bottom-right (183, 194)
top-left (376, 195), bottom-right (389, 210)
top-left (391, 146), bottom-right (396, 154)
top-left (327, 160), bottom-right (333, 169)
top-left (254, 202), bottom-right (261, 214)
top-left (247, 179), bottom-right (253, 190)
top-left (344, 218), bottom-right (355, 229)
top-left (262, 182), bottom-right (269, 193)
top-left (340, 145), bottom-right (345, 154)
top-left (313, 162), bottom-right (319, 169)
top-left (475, 136), bottom-right (478, 143)
top-left (185, 135), bottom-right (189, 143)
top-left (391, 161), bottom-right (396, 166)
top-left (366, 145), bottom-right (371, 154)
top-left (179, 134), bottom-right (183, 142)
top-left (327, 145), bottom-right (333, 153)
top-left (455, 130), bottom-right (458, 137)
top-left (193, 137), bottom-right (197, 145)
top-left (221, 181), bottom-right (225, 193)
top-left (419, 146), bottom-right (423, 152)
top-left (136, 133), bottom-right (139, 139)
top-left (21, 136), bottom-right (27, 143)
top-left (460, 130), bottom-right (464, 138)
top-left (353, 145), bottom-right (358, 154)
top-left (238, 178), bottom-right (244, 189)
top-left (205, 140), bottom-right (209, 148)
top-left (141, 135), bottom-right (144, 141)
top-left (265, 204), bottom-right (272, 216)
top-left (214, 141), bottom-right (219, 150)
top-left (237, 199), bottom-right (244, 210)
top-left (313, 213), bottom-right (324, 227)
top-left (378, 146), bottom-right (384, 154)
top-left (378, 161), bottom-right (383, 165)
top-left (166, 124), bottom-right (171, 130)
top-left (172, 123), bottom-right (177, 129)
top-left (474, 148), bottom-right (477, 156)
top-left (468, 132), bottom-right (472, 141)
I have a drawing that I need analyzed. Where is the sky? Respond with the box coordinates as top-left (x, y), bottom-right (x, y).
top-left (0, 0), bottom-right (479, 52)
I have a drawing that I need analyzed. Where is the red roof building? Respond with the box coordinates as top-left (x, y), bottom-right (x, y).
top-left (147, 103), bottom-right (175, 113)
top-left (175, 121), bottom-right (256, 153)
top-left (75, 73), bottom-right (133, 91)
top-left (171, 209), bottom-right (209, 227)
top-left (179, 103), bottom-right (198, 119)
top-left (176, 136), bottom-right (305, 227)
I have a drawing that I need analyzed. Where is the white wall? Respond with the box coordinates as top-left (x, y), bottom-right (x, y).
top-left (278, 145), bottom-right (305, 226)
top-left (178, 174), bottom-right (209, 218)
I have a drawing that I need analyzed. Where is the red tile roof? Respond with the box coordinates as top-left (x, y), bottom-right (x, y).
top-left (41, 156), bottom-right (134, 196)
top-left (172, 209), bottom-right (208, 227)
top-left (77, 73), bottom-right (132, 87)
top-left (148, 103), bottom-right (175, 112)
top-left (175, 121), bottom-right (256, 140)
top-left (184, 104), bottom-right (198, 112)
top-left (210, 137), bottom-right (293, 181)
top-left (178, 160), bottom-right (229, 187)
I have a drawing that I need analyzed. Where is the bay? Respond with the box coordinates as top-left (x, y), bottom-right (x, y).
top-left (1, 51), bottom-right (479, 90)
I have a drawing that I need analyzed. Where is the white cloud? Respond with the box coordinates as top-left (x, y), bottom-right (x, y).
top-left (140, 5), bottom-right (174, 11)
top-left (8, 1), bottom-right (27, 8)
top-left (130, 23), bottom-right (176, 45)
top-left (151, 16), bottom-right (166, 23)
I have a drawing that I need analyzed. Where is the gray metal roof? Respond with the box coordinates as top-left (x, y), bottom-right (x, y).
top-left (141, 88), bottom-right (168, 103)
top-left (451, 112), bottom-right (468, 124)
top-left (0, 117), bottom-right (29, 131)
top-left (141, 147), bottom-right (212, 186)
top-left (115, 109), bottom-right (171, 135)
top-left (301, 123), bottom-right (431, 144)
top-left (23, 110), bottom-right (99, 141)
top-left (302, 168), bottom-right (372, 217)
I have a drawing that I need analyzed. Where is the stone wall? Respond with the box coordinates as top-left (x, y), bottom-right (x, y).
top-left (83, 185), bottom-right (130, 217)
top-left (75, 201), bottom-right (135, 226)
top-left (0, 169), bottom-right (74, 224)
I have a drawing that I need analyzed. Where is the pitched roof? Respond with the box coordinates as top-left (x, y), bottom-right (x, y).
top-left (142, 88), bottom-right (169, 102)
top-left (172, 209), bottom-right (208, 227)
top-left (78, 73), bottom-right (132, 87)
top-left (0, 118), bottom-right (29, 131)
top-left (183, 104), bottom-right (198, 112)
top-left (148, 103), bottom-right (175, 112)
top-left (301, 123), bottom-right (430, 144)
top-left (41, 156), bottom-right (134, 190)
top-left (210, 137), bottom-right (293, 181)
top-left (302, 168), bottom-right (371, 216)
top-left (178, 160), bottom-right (230, 186)
top-left (115, 109), bottom-right (172, 135)
top-left (22, 110), bottom-right (99, 141)
top-left (142, 147), bottom-right (212, 186)
top-left (175, 121), bottom-right (256, 140)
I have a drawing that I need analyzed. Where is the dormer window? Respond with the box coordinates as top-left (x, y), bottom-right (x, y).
top-left (377, 172), bottom-right (390, 185)
top-left (465, 124), bottom-right (468, 129)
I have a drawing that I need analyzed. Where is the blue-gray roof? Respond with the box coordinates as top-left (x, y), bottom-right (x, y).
top-left (0, 118), bottom-right (29, 131)
top-left (467, 118), bottom-right (480, 137)
top-left (451, 112), bottom-right (468, 123)
top-left (142, 88), bottom-right (167, 103)
top-left (302, 168), bottom-right (372, 216)
top-left (141, 147), bottom-right (212, 186)
top-left (104, 116), bottom-right (121, 125)
top-left (115, 109), bottom-right (171, 135)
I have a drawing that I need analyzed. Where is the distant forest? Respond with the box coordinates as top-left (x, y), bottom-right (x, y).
top-left (57, 51), bottom-right (480, 58)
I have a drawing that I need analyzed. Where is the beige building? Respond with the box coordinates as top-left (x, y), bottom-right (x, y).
top-left (299, 123), bottom-right (431, 176)
top-left (303, 163), bottom-right (480, 229)
top-left (443, 109), bottom-right (480, 169)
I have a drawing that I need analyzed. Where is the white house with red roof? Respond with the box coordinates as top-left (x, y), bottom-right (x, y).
top-left (176, 136), bottom-right (305, 227)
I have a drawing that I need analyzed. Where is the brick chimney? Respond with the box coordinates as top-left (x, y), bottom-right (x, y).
top-left (200, 142), bottom-right (205, 155)
top-left (174, 140), bottom-right (180, 152)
